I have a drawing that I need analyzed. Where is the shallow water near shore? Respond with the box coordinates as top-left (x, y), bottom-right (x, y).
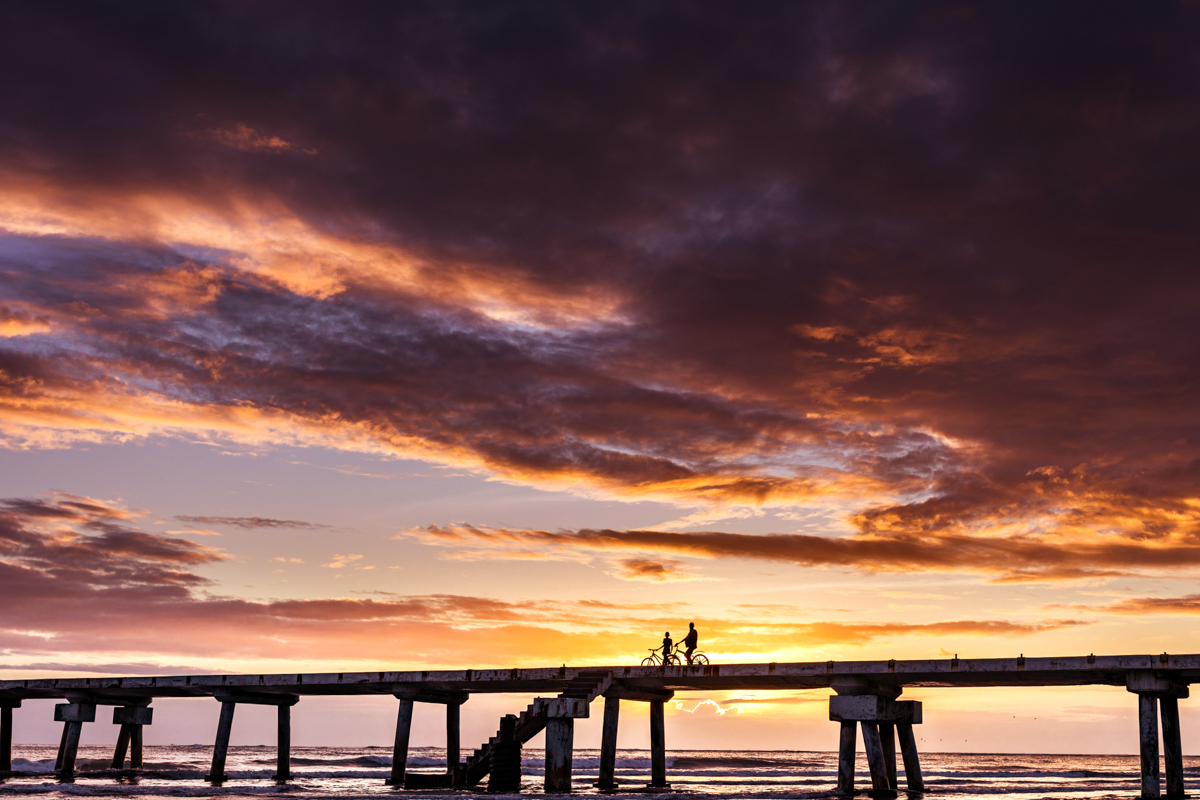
top-left (2, 745), bottom-right (1194, 798)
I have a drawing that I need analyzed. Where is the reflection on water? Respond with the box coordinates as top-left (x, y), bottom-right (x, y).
top-left (1, 744), bottom-right (1191, 798)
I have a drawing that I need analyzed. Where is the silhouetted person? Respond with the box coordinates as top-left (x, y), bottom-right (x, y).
top-left (660, 631), bottom-right (673, 670)
top-left (683, 622), bottom-right (698, 664)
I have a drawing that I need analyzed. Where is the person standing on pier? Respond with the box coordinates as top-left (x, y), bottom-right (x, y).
top-left (683, 622), bottom-right (699, 665)
top-left (660, 631), bottom-right (673, 670)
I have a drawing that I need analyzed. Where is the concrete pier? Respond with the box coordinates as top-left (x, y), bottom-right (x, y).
top-left (0, 653), bottom-right (1194, 794)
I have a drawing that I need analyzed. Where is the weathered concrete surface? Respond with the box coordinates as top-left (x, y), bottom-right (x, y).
top-left (829, 695), bottom-right (922, 723)
top-left (1, 653), bottom-right (1196, 704)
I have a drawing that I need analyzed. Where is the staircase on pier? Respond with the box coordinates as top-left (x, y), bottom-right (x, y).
top-left (463, 669), bottom-right (612, 785)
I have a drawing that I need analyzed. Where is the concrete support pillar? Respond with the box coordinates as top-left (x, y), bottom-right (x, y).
top-left (112, 724), bottom-right (132, 769)
top-left (1, 702), bottom-right (17, 774)
top-left (53, 703), bottom-right (95, 781)
top-left (649, 700), bottom-right (668, 789)
top-left (58, 722), bottom-right (83, 780)
top-left (836, 720), bottom-right (856, 795)
top-left (543, 717), bottom-right (574, 793)
top-left (879, 722), bottom-right (898, 790)
top-left (1139, 693), bottom-right (1161, 799)
top-left (55, 722), bottom-right (68, 772)
top-left (860, 722), bottom-right (896, 798)
top-left (205, 701), bottom-right (236, 783)
top-left (274, 704), bottom-right (291, 782)
top-left (111, 706), bottom-right (152, 770)
top-left (488, 714), bottom-right (521, 793)
top-left (130, 725), bottom-right (143, 769)
top-left (447, 702), bottom-right (460, 783)
top-left (387, 697), bottom-right (414, 786)
top-left (896, 722), bottom-right (924, 791)
top-left (596, 695), bottom-right (620, 790)
top-left (1160, 696), bottom-right (1184, 800)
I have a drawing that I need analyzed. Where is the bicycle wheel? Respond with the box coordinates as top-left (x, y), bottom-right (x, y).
top-left (668, 654), bottom-right (683, 666)
top-left (692, 654), bottom-right (709, 665)
top-left (641, 656), bottom-right (658, 666)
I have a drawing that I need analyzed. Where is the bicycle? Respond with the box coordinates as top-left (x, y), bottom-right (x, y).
top-left (641, 648), bottom-right (681, 667)
top-left (641, 646), bottom-right (710, 667)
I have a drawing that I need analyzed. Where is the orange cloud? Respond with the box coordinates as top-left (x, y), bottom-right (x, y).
top-left (404, 522), bottom-right (1200, 582)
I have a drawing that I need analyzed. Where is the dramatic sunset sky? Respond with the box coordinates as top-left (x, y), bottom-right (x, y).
top-left (3, 2), bottom-right (1200, 753)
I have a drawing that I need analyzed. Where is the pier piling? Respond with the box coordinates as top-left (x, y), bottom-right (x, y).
top-left (830, 685), bottom-right (919, 797)
top-left (447, 702), bottom-right (460, 784)
top-left (205, 701), bottom-right (236, 782)
top-left (596, 695), bottom-right (620, 789)
top-left (0, 700), bottom-right (18, 774)
top-left (895, 722), bottom-right (924, 792)
top-left (388, 696), bottom-right (414, 786)
top-left (1160, 696), bottom-right (1184, 799)
top-left (649, 699), bottom-right (669, 789)
top-left (860, 722), bottom-right (895, 798)
top-left (1138, 694), bottom-right (1160, 798)
top-left (836, 719), bottom-right (856, 795)
top-left (544, 717), bottom-right (574, 793)
top-left (111, 706), bottom-right (152, 770)
top-left (879, 722), bottom-right (898, 790)
top-left (1128, 671), bottom-right (1189, 799)
top-left (275, 704), bottom-right (291, 781)
top-left (53, 702), bottom-right (95, 781)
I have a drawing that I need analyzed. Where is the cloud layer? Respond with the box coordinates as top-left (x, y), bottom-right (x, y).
top-left (0, 494), bottom-right (1084, 668)
top-left (1, 3), bottom-right (1199, 582)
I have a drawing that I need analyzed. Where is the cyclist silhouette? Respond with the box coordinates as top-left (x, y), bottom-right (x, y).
top-left (683, 622), bottom-right (698, 664)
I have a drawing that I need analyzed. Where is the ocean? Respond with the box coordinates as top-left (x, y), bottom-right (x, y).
top-left (2, 745), bottom-right (1192, 798)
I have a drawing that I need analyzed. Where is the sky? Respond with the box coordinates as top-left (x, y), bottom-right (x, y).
top-left (2, 1), bottom-right (1200, 754)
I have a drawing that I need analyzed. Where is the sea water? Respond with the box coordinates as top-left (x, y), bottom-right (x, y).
top-left (2, 745), bottom-right (1192, 798)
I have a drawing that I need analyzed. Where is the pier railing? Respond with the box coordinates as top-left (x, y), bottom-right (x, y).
top-left (0, 653), bottom-right (1192, 798)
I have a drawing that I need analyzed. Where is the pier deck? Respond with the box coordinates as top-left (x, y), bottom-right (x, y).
top-left (1, 652), bottom-right (1193, 702)
top-left (1, 653), bottom-right (1193, 798)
